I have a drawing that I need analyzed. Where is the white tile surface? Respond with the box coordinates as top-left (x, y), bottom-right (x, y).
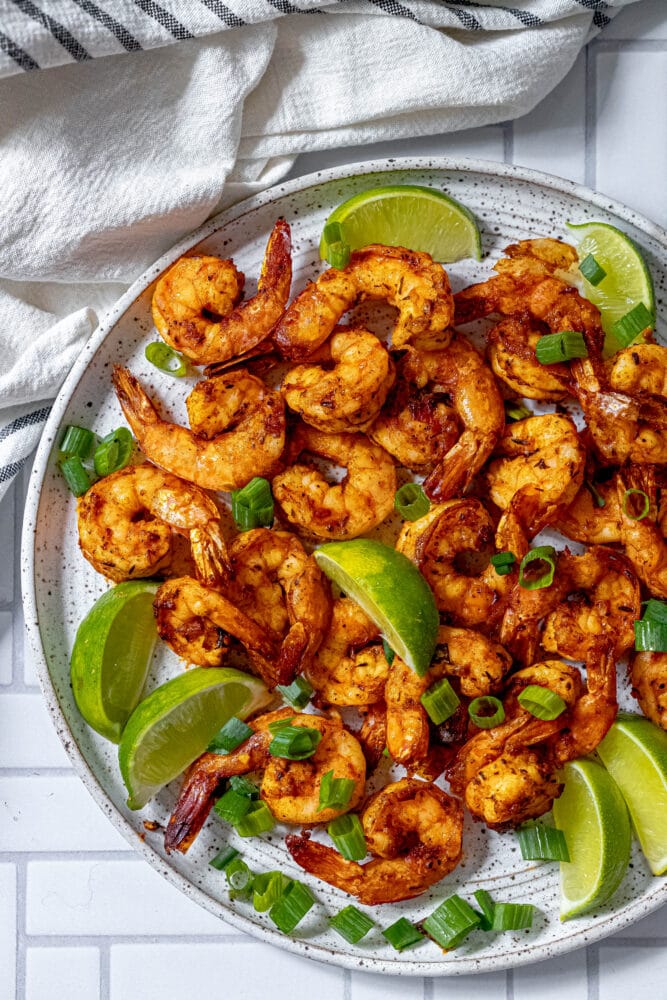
top-left (0, 864), bottom-right (17, 1000)
top-left (604, 0), bottom-right (667, 40)
top-left (26, 947), bottom-right (99, 1000)
top-left (598, 945), bottom-right (667, 999)
top-left (512, 948), bottom-right (588, 1000)
top-left (610, 904), bottom-right (667, 938)
top-left (432, 971), bottom-right (508, 998)
top-left (0, 612), bottom-right (13, 685)
top-left (350, 969), bottom-right (424, 998)
top-left (0, 694), bottom-right (70, 766)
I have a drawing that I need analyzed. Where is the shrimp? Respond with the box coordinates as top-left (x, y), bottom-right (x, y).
top-left (617, 466), bottom-right (667, 597)
top-left (498, 559), bottom-right (572, 667)
top-left (165, 709), bottom-right (366, 852)
top-left (384, 657), bottom-right (433, 766)
top-left (305, 598), bottom-right (389, 707)
top-left (607, 343), bottom-right (667, 397)
top-left (272, 424), bottom-right (396, 539)
top-left (629, 652), bottom-right (667, 729)
top-left (487, 317), bottom-right (570, 401)
top-left (227, 528), bottom-right (332, 686)
top-left (436, 625), bottom-right (513, 698)
top-left (152, 219), bottom-right (292, 365)
top-left (112, 367), bottom-right (286, 492)
top-left (281, 327), bottom-right (395, 432)
top-left (273, 245), bottom-right (454, 360)
top-left (357, 702), bottom-right (388, 770)
top-left (77, 463), bottom-right (229, 586)
top-left (554, 473), bottom-right (623, 545)
top-left (286, 778), bottom-right (464, 904)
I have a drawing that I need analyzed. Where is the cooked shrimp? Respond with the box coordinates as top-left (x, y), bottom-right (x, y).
top-left (273, 245), bottom-right (453, 360)
top-left (165, 709), bottom-right (366, 852)
top-left (436, 625), bottom-right (513, 698)
top-left (305, 598), bottom-right (389, 707)
top-left (286, 778), bottom-right (464, 904)
top-left (487, 317), bottom-right (570, 401)
top-left (629, 652), bottom-right (667, 729)
top-left (152, 219), bottom-right (292, 365)
top-left (607, 343), bottom-right (667, 397)
top-left (498, 559), bottom-right (571, 666)
top-left (554, 473), bottom-right (623, 545)
top-left (228, 528), bottom-right (332, 686)
top-left (384, 656), bottom-right (432, 767)
top-left (272, 424), bottom-right (396, 539)
top-left (112, 367), bottom-right (285, 492)
top-left (77, 463), bottom-right (229, 585)
top-left (357, 702), bottom-right (388, 770)
top-left (281, 327), bottom-right (395, 432)
top-left (617, 466), bottom-right (667, 597)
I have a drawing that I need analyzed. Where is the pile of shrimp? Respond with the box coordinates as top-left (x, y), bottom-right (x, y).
top-left (75, 219), bottom-right (667, 910)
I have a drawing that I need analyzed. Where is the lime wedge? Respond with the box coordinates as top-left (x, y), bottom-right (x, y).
top-left (313, 539), bottom-right (438, 676)
top-left (597, 714), bottom-right (667, 875)
top-left (70, 581), bottom-right (160, 744)
top-left (565, 220), bottom-right (655, 352)
top-left (119, 667), bottom-right (272, 809)
top-left (552, 758), bottom-right (631, 920)
top-left (320, 185), bottom-right (482, 263)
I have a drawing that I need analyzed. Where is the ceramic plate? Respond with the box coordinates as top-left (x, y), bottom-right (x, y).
top-left (21, 158), bottom-right (667, 976)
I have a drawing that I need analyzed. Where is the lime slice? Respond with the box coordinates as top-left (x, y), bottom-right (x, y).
top-left (565, 220), bottom-right (655, 352)
top-left (70, 581), bottom-right (160, 744)
top-left (552, 758), bottom-right (631, 920)
top-left (320, 184), bottom-right (482, 263)
top-left (313, 539), bottom-right (438, 676)
top-left (118, 667), bottom-right (271, 809)
top-left (597, 714), bottom-right (667, 875)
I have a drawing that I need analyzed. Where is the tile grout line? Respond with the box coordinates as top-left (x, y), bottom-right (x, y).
top-left (100, 943), bottom-right (110, 1000)
top-left (15, 859), bottom-right (26, 1000)
top-left (506, 967), bottom-right (514, 1000)
top-left (587, 943), bottom-right (599, 1000)
top-left (584, 40), bottom-right (597, 191)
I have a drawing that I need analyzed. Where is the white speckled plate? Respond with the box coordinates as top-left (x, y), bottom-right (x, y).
top-left (21, 158), bottom-right (667, 976)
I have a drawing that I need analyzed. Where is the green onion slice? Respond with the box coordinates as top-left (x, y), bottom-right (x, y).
top-left (214, 788), bottom-right (253, 826)
top-left (473, 889), bottom-right (495, 931)
top-left (93, 427), bottom-right (134, 476)
top-left (231, 476), bottom-right (274, 532)
top-left (579, 253), bottom-right (607, 286)
top-left (491, 902), bottom-right (534, 931)
top-left (328, 813), bottom-right (367, 861)
top-left (468, 695), bottom-right (505, 729)
top-left (329, 905), bottom-right (375, 944)
top-left (269, 880), bottom-right (315, 934)
top-left (422, 895), bottom-right (481, 950)
top-left (517, 684), bottom-right (567, 721)
top-left (252, 871), bottom-right (291, 913)
top-left (535, 331), bottom-right (588, 365)
top-left (59, 455), bottom-right (92, 497)
top-left (268, 725), bottom-right (322, 761)
top-left (382, 639), bottom-right (396, 666)
top-left (490, 551), bottom-right (516, 576)
top-left (208, 846), bottom-right (240, 871)
top-left (61, 425), bottom-right (95, 460)
top-left (207, 717), bottom-right (253, 754)
top-left (275, 676), bottom-right (314, 710)
top-left (585, 480), bottom-right (606, 508)
top-left (318, 769), bottom-right (356, 813)
top-left (612, 301), bottom-right (653, 347)
top-left (229, 775), bottom-right (259, 799)
top-left (517, 824), bottom-right (570, 862)
top-left (504, 401), bottom-right (531, 422)
top-left (234, 800), bottom-right (275, 838)
top-left (420, 677), bottom-right (460, 725)
top-left (322, 222), bottom-right (351, 270)
top-left (622, 488), bottom-right (650, 521)
top-left (267, 716), bottom-right (295, 734)
top-left (381, 917), bottom-right (425, 952)
top-left (224, 857), bottom-right (253, 892)
top-left (634, 619), bottom-right (667, 653)
top-left (642, 600), bottom-right (667, 625)
top-left (394, 482), bottom-right (430, 521)
top-left (145, 341), bottom-right (187, 376)
top-left (518, 546), bottom-right (557, 591)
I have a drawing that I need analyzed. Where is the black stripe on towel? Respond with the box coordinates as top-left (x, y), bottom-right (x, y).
top-left (443, 5), bottom-right (482, 30)
top-left (198, 0), bottom-right (245, 27)
top-left (574, 0), bottom-right (610, 10)
top-left (445, 0), bottom-right (541, 28)
top-left (131, 0), bottom-right (196, 39)
top-left (367, 0), bottom-right (419, 23)
top-left (265, 0), bottom-right (306, 14)
top-left (0, 28), bottom-right (40, 69)
top-left (10, 0), bottom-right (91, 61)
top-left (0, 407), bottom-right (51, 446)
top-left (0, 456), bottom-right (30, 485)
top-left (70, 0), bottom-right (143, 52)
top-left (593, 11), bottom-right (611, 27)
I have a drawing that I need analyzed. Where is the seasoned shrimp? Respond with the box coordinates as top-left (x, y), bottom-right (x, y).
top-left (273, 245), bottom-right (453, 360)
top-left (153, 219), bottom-right (292, 365)
top-left (607, 343), bottom-right (667, 397)
top-left (487, 317), bottom-right (570, 401)
top-left (436, 625), bottom-right (513, 698)
top-left (281, 327), bottom-right (395, 432)
top-left (629, 652), bottom-right (667, 729)
top-left (286, 778), bottom-right (464, 904)
top-left (554, 473), bottom-right (623, 545)
top-left (305, 598), bottom-right (389, 707)
top-left (384, 657), bottom-right (433, 766)
top-left (272, 424), bottom-right (396, 539)
top-left (77, 463), bottom-right (229, 585)
top-left (357, 702), bottom-right (388, 770)
top-left (617, 466), bottom-right (667, 597)
top-left (113, 367), bottom-right (285, 492)
top-left (165, 709), bottom-right (366, 853)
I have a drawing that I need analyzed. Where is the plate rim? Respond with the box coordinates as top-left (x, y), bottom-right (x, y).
top-left (20, 155), bottom-right (667, 977)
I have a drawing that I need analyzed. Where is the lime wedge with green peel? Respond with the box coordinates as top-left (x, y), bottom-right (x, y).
top-left (313, 539), bottom-right (438, 676)
top-left (119, 667), bottom-right (272, 809)
top-left (597, 714), bottom-right (667, 875)
top-left (565, 220), bottom-right (655, 353)
top-left (320, 185), bottom-right (482, 263)
top-left (552, 758), bottom-right (631, 920)
top-left (70, 580), bottom-right (160, 744)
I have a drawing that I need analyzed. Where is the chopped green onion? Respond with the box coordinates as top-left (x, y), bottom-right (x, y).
top-left (322, 223), bottom-right (351, 270)
top-left (579, 253), bottom-right (607, 286)
top-left (231, 476), bottom-right (274, 531)
top-left (234, 800), bottom-right (275, 837)
top-left (535, 331), bottom-right (588, 365)
top-left (473, 889), bottom-right (495, 931)
top-left (468, 696), bottom-right (505, 729)
top-left (622, 487), bottom-right (650, 521)
top-left (207, 717), bottom-right (253, 754)
top-left (394, 482), bottom-right (430, 521)
top-left (229, 775), bottom-right (259, 799)
top-left (328, 813), bottom-right (367, 861)
top-left (268, 725), bottom-right (322, 761)
top-left (275, 675), bottom-right (314, 710)
top-left (420, 677), bottom-right (460, 725)
top-left (504, 401), bottom-right (531, 422)
top-left (269, 880), bottom-right (315, 933)
top-left (612, 302), bottom-right (653, 347)
top-left (93, 427), bottom-right (133, 476)
top-left (60, 425), bottom-right (95, 460)
top-left (518, 546), bottom-right (557, 591)
top-left (381, 917), bottom-right (425, 952)
top-left (585, 480), bottom-right (606, 508)
top-left (490, 551), bottom-right (516, 576)
top-left (214, 788), bottom-right (253, 826)
top-left (517, 824), bottom-right (570, 862)
top-left (422, 895), bottom-right (480, 950)
top-left (491, 902), bottom-right (534, 931)
top-left (634, 619), bottom-right (667, 653)
top-left (252, 871), bottom-right (291, 912)
top-left (382, 747), bottom-right (391, 759)
top-left (208, 846), bottom-right (240, 871)
top-left (329, 905), bottom-right (375, 944)
top-left (642, 600), bottom-right (667, 625)
top-left (318, 769), bottom-right (356, 812)
top-left (59, 455), bottom-right (92, 497)
top-left (145, 341), bottom-right (187, 376)
top-left (517, 684), bottom-right (567, 721)
top-left (268, 716), bottom-right (295, 734)
top-left (224, 857), bottom-right (253, 892)
top-left (382, 639), bottom-right (395, 666)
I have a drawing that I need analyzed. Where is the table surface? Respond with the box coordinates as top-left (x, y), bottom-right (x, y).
top-left (3, 3), bottom-right (667, 997)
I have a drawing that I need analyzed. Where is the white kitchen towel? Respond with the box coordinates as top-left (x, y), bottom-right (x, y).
top-left (0, 0), bottom-right (643, 501)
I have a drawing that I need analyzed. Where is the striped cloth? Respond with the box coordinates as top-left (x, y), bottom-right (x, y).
top-left (0, 0), bottom-right (642, 501)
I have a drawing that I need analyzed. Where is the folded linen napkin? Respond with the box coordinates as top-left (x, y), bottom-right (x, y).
top-left (0, 0), bottom-right (643, 502)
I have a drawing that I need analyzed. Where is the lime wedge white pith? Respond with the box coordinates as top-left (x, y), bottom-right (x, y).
top-left (597, 714), bottom-right (667, 875)
top-left (320, 184), bottom-right (482, 263)
top-left (552, 758), bottom-right (631, 921)
top-left (313, 539), bottom-right (439, 676)
top-left (118, 667), bottom-right (272, 809)
top-left (70, 580), bottom-right (159, 743)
